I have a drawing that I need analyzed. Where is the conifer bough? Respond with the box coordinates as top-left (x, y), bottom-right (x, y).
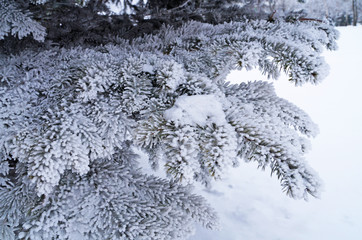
top-left (0, 0), bottom-right (338, 239)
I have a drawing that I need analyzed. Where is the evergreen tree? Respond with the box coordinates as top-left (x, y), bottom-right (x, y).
top-left (0, 0), bottom-right (338, 239)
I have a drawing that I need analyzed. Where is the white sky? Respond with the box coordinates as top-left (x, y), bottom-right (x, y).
top-left (190, 26), bottom-right (362, 240)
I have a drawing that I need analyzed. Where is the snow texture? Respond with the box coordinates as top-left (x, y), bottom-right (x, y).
top-left (164, 95), bottom-right (227, 126)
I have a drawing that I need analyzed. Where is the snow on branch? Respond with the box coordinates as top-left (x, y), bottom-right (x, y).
top-left (0, 0), bottom-right (46, 41)
top-left (0, 14), bottom-right (338, 239)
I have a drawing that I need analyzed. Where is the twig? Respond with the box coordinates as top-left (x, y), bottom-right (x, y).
top-left (299, 18), bottom-right (323, 23)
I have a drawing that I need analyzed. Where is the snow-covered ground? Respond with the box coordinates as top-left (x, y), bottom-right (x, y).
top-left (189, 26), bottom-right (362, 240)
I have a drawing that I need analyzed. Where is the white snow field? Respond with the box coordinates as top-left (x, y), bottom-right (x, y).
top-left (189, 26), bottom-right (362, 240)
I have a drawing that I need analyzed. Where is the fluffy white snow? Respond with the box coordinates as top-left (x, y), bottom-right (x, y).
top-left (189, 26), bottom-right (362, 240)
top-left (164, 95), bottom-right (227, 126)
